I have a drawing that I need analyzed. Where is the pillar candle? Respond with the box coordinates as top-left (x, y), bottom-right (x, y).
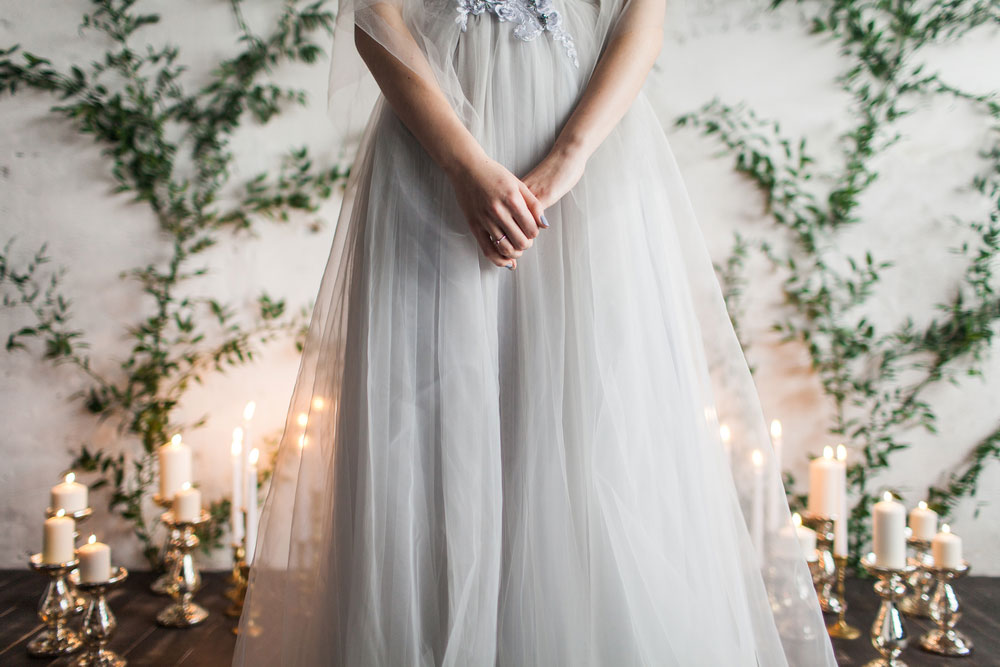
top-left (43, 511), bottom-right (76, 564)
top-left (833, 444), bottom-right (849, 556)
top-left (173, 482), bottom-right (202, 522)
top-left (231, 430), bottom-right (245, 543)
top-left (909, 501), bottom-right (938, 541)
top-left (872, 491), bottom-right (906, 568)
top-left (51, 472), bottom-right (88, 514)
top-left (790, 513), bottom-right (818, 562)
top-left (78, 534), bottom-right (112, 583)
top-left (246, 448), bottom-right (260, 564)
top-left (807, 446), bottom-right (844, 518)
top-left (158, 434), bottom-right (192, 500)
top-left (932, 524), bottom-right (962, 569)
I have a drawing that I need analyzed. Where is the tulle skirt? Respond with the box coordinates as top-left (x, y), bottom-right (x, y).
top-left (233, 3), bottom-right (837, 665)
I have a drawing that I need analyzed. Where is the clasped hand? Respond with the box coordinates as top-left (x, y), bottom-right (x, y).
top-left (448, 146), bottom-right (586, 270)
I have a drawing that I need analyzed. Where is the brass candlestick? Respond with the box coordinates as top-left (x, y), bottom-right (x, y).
top-left (919, 560), bottom-right (973, 657)
top-left (46, 506), bottom-right (93, 613)
top-left (860, 554), bottom-right (917, 667)
top-left (827, 554), bottom-right (861, 639)
top-left (900, 537), bottom-right (934, 618)
top-left (156, 509), bottom-right (211, 627)
top-left (225, 543), bottom-right (248, 618)
top-left (801, 511), bottom-right (842, 614)
top-left (150, 494), bottom-right (180, 595)
top-left (26, 553), bottom-right (83, 658)
top-left (231, 561), bottom-right (262, 637)
top-left (72, 566), bottom-right (129, 667)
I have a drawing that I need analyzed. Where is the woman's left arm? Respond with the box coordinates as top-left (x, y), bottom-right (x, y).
top-left (522, 0), bottom-right (666, 208)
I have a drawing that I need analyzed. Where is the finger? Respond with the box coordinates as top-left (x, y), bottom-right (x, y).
top-left (509, 186), bottom-right (540, 238)
top-left (492, 206), bottom-right (531, 252)
top-left (484, 219), bottom-right (522, 259)
top-left (474, 224), bottom-right (516, 269)
top-left (519, 182), bottom-right (548, 229)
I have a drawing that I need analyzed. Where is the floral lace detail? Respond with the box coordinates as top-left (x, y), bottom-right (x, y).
top-left (455, 0), bottom-right (580, 68)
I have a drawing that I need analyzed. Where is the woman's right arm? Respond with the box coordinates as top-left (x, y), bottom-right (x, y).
top-left (354, 8), bottom-right (545, 268)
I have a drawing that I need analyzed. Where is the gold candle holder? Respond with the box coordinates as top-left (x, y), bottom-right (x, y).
top-left (801, 511), bottom-right (843, 615)
top-left (231, 561), bottom-right (262, 637)
top-left (225, 543), bottom-right (248, 618)
top-left (900, 536), bottom-right (934, 618)
top-left (46, 505), bottom-right (93, 613)
top-left (150, 494), bottom-right (180, 595)
top-left (26, 553), bottom-right (83, 658)
top-left (156, 509), bottom-right (211, 628)
top-left (919, 560), bottom-right (973, 657)
top-left (72, 566), bottom-right (129, 667)
top-left (826, 554), bottom-right (861, 639)
top-left (860, 554), bottom-right (917, 667)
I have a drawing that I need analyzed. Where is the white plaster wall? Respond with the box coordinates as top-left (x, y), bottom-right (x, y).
top-left (1, 1), bottom-right (998, 572)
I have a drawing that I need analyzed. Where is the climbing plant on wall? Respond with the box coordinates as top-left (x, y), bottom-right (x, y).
top-left (676, 0), bottom-right (1000, 568)
top-left (0, 0), bottom-right (345, 565)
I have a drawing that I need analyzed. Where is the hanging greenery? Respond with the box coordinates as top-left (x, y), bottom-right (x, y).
top-left (677, 0), bottom-right (1000, 568)
top-left (0, 0), bottom-right (345, 565)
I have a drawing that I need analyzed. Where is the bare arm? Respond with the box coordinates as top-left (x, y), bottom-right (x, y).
top-left (522, 0), bottom-right (666, 207)
top-left (354, 9), bottom-right (545, 269)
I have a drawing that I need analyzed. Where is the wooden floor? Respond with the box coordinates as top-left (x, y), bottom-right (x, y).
top-left (0, 570), bottom-right (996, 665)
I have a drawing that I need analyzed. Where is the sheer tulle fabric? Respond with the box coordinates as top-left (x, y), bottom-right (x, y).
top-left (233, 0), bottom-right (838, 664)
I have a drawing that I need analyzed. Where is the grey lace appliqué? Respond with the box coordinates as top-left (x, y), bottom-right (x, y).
top-left (455, 0), bottom-right (580, 68)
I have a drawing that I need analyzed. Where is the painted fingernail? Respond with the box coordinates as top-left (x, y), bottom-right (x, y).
top-left (506, 262), bottom-right (515, 270)
top-left (539, 214), bottom-right (550, 228)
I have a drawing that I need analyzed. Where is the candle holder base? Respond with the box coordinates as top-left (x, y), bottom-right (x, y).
top-left (150, 494), bottom-right (178, 596)
top-left (826, 554), bottom-right (861, 640)
top-left (155, 509), bottom-right (211, 629)
top-left (861, 554), bottom-right (917, 667)
top-left (27, 553), bottom-right (83, 658)
top-left (919, 561), bottom-right (973, 658)
top-left (71, 566), bottom-right (129, 667)
top-left (801, 511), bottom-right (843, 615)
top-left (900, 537), bottom-right (934, 619)
top-left (47, 506), bottom-right (94, 613)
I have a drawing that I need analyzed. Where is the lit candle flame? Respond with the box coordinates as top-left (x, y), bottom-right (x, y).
top-left (312, 396), bottom-right (325, 411)
top-left (65, 472), bottom-right (75, 484)
top-left (883, 490), bottom-right (894, 502)
top-left (942, 523), bottom-right (951, 534)
top-left (181, 482), bottom-right (192, 491)
top-left (918, 500), bottom-right (927, 510)
top-left (792, 512), bottom-right (802, 527)
top-left (823, 445), bottom-right (833, 459)
top-left (244, 401), bottom-right (256, 421)
top-left (297, 412), bottom-right (308, 427)
top-left (770, 419), bottom-right (782, 438)
top-left (249, 448), bottom-right (260, 466)
top-left (171, 434), bottom-right (182, 446)
top-left (55, 509), bottom-right (66, 517)
top-left (233, 426), bottom-right (244, 443)
top-left (719, 423), bottom-right (731, 443)
top-left (751, 449), bottom-right (763, 466)
top-left (836, 443), bottom-right (847, 461)
top-left (88, 534), bottom-right (97, 545)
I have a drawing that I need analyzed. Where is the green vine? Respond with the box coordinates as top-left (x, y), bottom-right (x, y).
top-left (677, 0), bottom-right (1000, 568)
top-left (1, 0), bottom-right (345, 565)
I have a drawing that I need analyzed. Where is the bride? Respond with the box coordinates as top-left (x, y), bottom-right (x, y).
top-left (234, 0), bottom-right (838, 663)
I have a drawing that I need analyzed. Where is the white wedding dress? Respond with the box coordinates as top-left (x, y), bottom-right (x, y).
top-left (233, 0), bottom-right (838, 664)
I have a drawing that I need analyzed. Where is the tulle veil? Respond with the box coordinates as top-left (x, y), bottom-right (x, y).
top-left (233, 0), bottom-right (838, 663)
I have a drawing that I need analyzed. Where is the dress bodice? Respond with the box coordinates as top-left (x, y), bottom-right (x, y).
top-left (454, 0), bottom-right (580, 67)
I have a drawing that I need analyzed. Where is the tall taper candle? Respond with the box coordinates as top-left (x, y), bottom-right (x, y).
top-left (833, 444), bottom-right (848, 556)
top-left (872, 491), bottom-right (906, 568)
top-left (246, 448), bottom-right (259, 564)
top-left (231, 429), bottom-right (244, 543)
top-left (751, 449), bottom-right (764, 561)
top-left (767, 420), bottom-right (784, 530)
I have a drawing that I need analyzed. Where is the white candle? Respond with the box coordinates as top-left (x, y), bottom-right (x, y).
top-left (909, 501), bottom-right (938, 541)
top-left (872, 491), bottom-right (906, 568)
top-left (231, 430), bottom-right (245, 543)
top-left (158, 434), bottom-right (192, 500)
top-left (51, 472), bottom-right (88, 514)
top-left (808, 446), bottom-right (844, 518)
top-left (932, 524), bottom-right (962, 569)
top-left (42, 510), bottom-right (76, 564)
top-left (791, 513), bottom-right (818, 562)
top-left (242, 401), bottom-right (255, 489)
top-left (173, 482), bottom-right (202, 522)
top-left (833, 444), bottom-right (848, 556)
top-left (246, 448), bottom-right (260, 564)
top-left (751, 449), bottom-right (764, 561)
top-left (77, 534), bottom-right (112, 583)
